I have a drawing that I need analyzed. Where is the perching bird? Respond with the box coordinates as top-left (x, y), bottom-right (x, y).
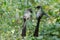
top-left (21, 8), bottom-right (32, 38)
top-left (33, 6), bottom-right (49, 37)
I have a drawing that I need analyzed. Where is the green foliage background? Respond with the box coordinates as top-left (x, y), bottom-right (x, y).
top-left (0, 0), bottom-right (60, 40)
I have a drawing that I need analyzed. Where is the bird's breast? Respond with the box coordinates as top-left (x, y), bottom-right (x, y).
top-left (36, 10), bottom-right (42, 18)
top-left (24, 12), bottom-right (31, 19)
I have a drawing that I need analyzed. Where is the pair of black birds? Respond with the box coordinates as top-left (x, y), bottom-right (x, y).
top-left (21, 6), bottom-right (49, 37)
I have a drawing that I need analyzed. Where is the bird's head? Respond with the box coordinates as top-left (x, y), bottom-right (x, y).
top-left (36, 6), bottom-right (42, 9)
top-left (27, 8), bottom-right (33, 13)
top-left (36, 6), bottom-right (50, 19)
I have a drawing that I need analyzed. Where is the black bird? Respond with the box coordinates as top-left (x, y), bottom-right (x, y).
top-left (21, 8), bottom-right (32, 38)
top-left (33, 6), bottom-right (49, 37)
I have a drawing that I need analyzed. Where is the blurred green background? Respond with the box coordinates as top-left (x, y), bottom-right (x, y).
top-left (0, 0), bottom-right (60, 40)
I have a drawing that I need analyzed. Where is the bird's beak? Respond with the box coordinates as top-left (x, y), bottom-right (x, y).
top-left (44, 13), bottom-right (50, 18)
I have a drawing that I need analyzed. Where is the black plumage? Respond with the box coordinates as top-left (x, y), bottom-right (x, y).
top-left (33, 6), bottom-right (49, 37)
top-left (21, 8), bottom-right (32, 37)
